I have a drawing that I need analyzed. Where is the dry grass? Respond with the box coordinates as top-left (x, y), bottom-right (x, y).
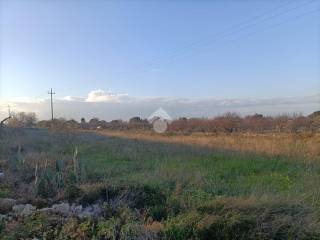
top-left (2, 128), bottom-right (320, 239)
top-left (92, 130), bottom-right (320, 159)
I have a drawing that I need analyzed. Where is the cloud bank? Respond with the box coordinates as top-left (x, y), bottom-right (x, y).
top-left (0, 90), bottom-right (319, 121)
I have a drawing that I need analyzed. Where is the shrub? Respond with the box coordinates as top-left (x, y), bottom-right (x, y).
top-left (164, 212), bottom-right (201, 240)
top-left (162, 197), bottom-right (320, 240)
top-left (64, 183), bottom-right (82, 201)
top-left (7, 112), bottom-right (37, 128)
top-left (96, 207), bottom-right (144, 240)
top-left (59, 218), bottom-right (92, 239)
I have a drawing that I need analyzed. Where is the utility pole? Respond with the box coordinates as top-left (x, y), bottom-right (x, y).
top-left (48, 88), bottom-right (55, 121)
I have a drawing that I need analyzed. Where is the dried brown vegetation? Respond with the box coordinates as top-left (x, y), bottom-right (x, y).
top-left (94, 130), bottom-right (320, 159)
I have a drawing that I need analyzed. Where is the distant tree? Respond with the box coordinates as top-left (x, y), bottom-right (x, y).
top-left (88, 118), bottom-right (100, 129)
top-left (169, 118), bottom-right (188, 132)
top-left (308, 111), bottom-right (320, 132)
top-left (49, 118), bottom-right (67, 130)
top-left (213, 113), bottom-right (242, 133)
top-left (37, 118), bottom-right (79, 129)
top-left (65, 119), bottom-right (80, 129)
top-left (80, 117), bottom-right (88, 129)
top-left (110, 119), bottom-right (127, 130)
top-left (7, 112), bottom-right (37, 128)
top-left (288, 115), bottom-right (312, 133)
top-left (308, 111), bottom-right (320, 118)
top-left (244, 114), bottom-right (272, 132)
top-left (37, 120), bottom-right (50, 128)
top-left (273, 115), bottom-right (290, 133)
top-left (310, 116), bottom-right (320, 133)
top-left (129, 117), bottom-right (142, 123)
top-left (128, 117), bottom-right (150, 130)
top-left (97, 120), bottom-right (107, 128)
top-left (188, 118), bottom-right (210, 132)
top-left (0, 116), bottom-right (11, 127)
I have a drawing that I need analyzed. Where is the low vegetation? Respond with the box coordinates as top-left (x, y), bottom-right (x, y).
top-left (96, 130), bottom-right (320, 158)
top-left (0, 126), bottom-right (320, 239)
top-left (6, 110), bottom-right (320, 134)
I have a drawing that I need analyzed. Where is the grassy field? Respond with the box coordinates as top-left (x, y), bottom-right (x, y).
top-left (93, 130), bottom-right (320, 158)
top-left (0, 128), bottom-right (320, 239)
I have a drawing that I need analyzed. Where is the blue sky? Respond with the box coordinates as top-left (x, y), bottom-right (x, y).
top-left (0, 0), bottom-right (319, 120)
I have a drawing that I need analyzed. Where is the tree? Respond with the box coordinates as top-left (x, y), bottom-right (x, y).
top-left (88, 118), bottom-right (100, 129)
top-left (169, 118), bottom-right (188, 132)
top-left (273, 115), bottom-right (290, 133)
top-left (129, 117), bottom-right (142, 124)
top-left (7, 112), bottom-right (37, 128)
top-left (244, 114), bottom-right (272, 132)
top-left (128, 117), bottom-right (150, 130)
top-left (308, 111), bottom-right (320, 118)
top-left (213, 113), bottom-right (242, 132)
top-left (0, 116), bottom-right (11, 127)
top-left (288, 116), bottom-right (311, 133)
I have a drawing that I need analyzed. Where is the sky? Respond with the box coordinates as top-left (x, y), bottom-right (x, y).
top-left (0, 0), bottom-right (319, 120)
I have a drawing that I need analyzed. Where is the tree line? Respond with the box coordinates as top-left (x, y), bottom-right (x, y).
top-left (3, 111), bottom-right (320, 134)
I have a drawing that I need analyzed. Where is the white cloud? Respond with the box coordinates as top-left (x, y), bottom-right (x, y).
top-left (85, 89), bottom-right (128, 103)
top-left (1, 97), bottom-right (45, 104)
top-left (63, 96), bottom-right (85, 102)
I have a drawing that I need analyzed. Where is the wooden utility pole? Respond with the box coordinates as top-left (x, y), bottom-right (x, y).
top-left (48, 88), bottom-right (55, 121)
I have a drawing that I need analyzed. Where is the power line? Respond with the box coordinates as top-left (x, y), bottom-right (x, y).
top-left (150, 7), bottom-right (320, 71)
top-left (148, 0), bottom-right (317, 71)
top-left (128, 0), bottom-right (318, 75)
top-left (154, 6), bottom-right (320, 70)
top-left (137, 0), bottom-right (298, 70)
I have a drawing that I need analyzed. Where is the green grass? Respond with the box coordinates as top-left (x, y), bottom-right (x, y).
top-left (1, 128), bottom-right (319, 204)
top-left (77, 139), bottom-right (319, 207)
top-left (1, 128), bottom-right (320, 239)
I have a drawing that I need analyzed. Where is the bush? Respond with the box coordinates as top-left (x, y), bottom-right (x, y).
top-left (164, 212), bottom-right (201, 240)
top-left (163, 197), bottom-right (320, 240)
top-left (97, 207), bottom-right (146, 240)
top-left (64, 183), bottom-right (82, 201)
top-left (7, 112), bottom-right (37, 128)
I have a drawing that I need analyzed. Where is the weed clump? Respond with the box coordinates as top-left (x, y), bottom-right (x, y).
top-left (164, 197), bottom-right (320, 240)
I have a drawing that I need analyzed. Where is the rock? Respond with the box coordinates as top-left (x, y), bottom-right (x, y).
top-left (0, 198), bottom-right (17, 214)
top-left (48, 202), bottom-right (102, 218)
top-left (70, 204), bottom-right (83, 216)
top-left (52, 203), bottom-right (70, 216)
top-left (78, 204), bottom-right (102, 219)
top-left (12, 204), bottom-right (25, 214)
top-left (38, 207), bottom-right (53, 214)
top-left (21, 204), bottom-right (36, 216)
top-left (92, 203), bottom-right (103, 217)
top-left (28, 202), bottom-right (104, 219)
top-left (13, 204), bottom-right (36, 216)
